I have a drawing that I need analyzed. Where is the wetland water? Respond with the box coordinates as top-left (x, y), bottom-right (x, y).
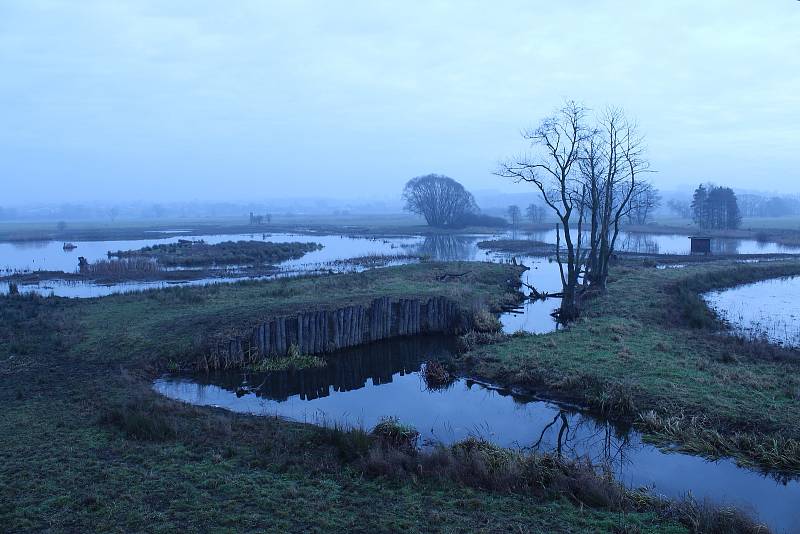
top-left (4, 229), bottom-right (799, 334)
top-left (6, 229), bottom-right (799, 528)
top-left (3, 229), bottom-right (797, 328)
top-left (705, 276), bottom-right (800, 348)
top-left (0, 232), bottom-right (566, 331)
top-left (154, 336), bottom-right (800, 533)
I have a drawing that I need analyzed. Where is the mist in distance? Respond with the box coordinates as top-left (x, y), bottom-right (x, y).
top-left (1, 0), bottom-right (798, 209)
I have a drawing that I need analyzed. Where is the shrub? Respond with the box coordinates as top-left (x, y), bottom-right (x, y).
top-left (422, 360), bottom-right (454, 390)
top-left (371, 417), bottom-right (420, 451)
top-left (471, 307), bottom-right (502, 332)
top-left (457, 330), bottom-right (506, 352)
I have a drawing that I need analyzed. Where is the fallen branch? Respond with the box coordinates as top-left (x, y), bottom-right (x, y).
top-left (437, 271), bottom-right (472, 281)
top-left (522, 281), bottom-right (564, 300)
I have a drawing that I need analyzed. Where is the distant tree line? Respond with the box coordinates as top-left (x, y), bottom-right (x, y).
top-left (249, 212), bottom-right (272, 225)
top-left (691, 184), bottom-right (742, 230)
top-left (666, 198), bottom-right (692, 219)
top-left (668, 191), bottom-right (800, 221)
top-left (738, 194), bottom-right (800, 218)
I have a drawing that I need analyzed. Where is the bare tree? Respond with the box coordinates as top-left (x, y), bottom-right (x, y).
top-left (507, 205), bottom-right (521, 228)
top-left (626, 182), bottom-right (661, 225)
top-left (496, 101), bottom-right (590, 320)
top-left (526, 203), bottom-right (546, 224)
top-left (582, 108), bottom-right (650, 290)
top-left (402, 174), bottom-right (478, 228)
top-left (667, 198), bottom-right (691, 219)
top-left (498, 102), bottom-right (652, 319)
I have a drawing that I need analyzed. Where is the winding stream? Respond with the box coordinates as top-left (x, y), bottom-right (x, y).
top-left (155, 336), bottom-right (800, 533)
top-left (3, 228), bottom-right (800, 529)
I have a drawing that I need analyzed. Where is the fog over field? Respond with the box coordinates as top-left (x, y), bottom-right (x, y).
top-left (1, 0), bottom-right (799, 206)
top-left (6, 5), bottom-right (800, 533)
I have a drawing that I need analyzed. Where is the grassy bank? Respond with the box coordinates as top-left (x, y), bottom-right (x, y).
top-left (109, 240), bottom-right (322, 267)
top-left (2, 241), bottom-right (323, 285)
top-left (461, 260), bottom-right (800, 474)
top-left (475, 238), bottom-right (800, 266)
top-left (0, 262), bottom-right (658, 533)
top-left (0, 261), bottom-right (778, 532)
top-left (73, 261), bottom-right (524, 370)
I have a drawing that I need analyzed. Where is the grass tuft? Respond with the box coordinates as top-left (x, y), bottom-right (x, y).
top-left (371, 417), bottom-right (420, 451)
top-left (100, 400), bottom-right (177, 441)
top-left (421, 360), bottom-right (455, 390)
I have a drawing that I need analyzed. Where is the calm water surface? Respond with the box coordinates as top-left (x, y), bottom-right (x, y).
top-left (705, 276), bottom-right (800, 348)
top-left (2, 229), bottom-right (796, 275)
top-left (154, 336), bottom-right (800, 533)
top-left (3, 231), bottom-right (799, 336)
top-left (0, 233), bottom-right (564, 333)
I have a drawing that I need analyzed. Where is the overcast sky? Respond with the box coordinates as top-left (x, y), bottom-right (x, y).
top-left (1, 0), bottom-right (798, 205)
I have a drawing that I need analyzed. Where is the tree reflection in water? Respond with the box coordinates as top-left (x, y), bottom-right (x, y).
top-left (155, 334), bottom-right (800, 533)
top-left (182, 336), bottom-right (641, 472)
top-left (413, 235), bottom-right (481, 261)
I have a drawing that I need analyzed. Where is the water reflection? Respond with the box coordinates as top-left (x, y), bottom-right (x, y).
top-left (194, 336), bottom-right (458, 403)
top-left (712, 238), bottom-right (742, 255)
top-left (618, 233), bottom-right (660, 255)
top-left (154, 336), bottom-right (800, 532)
top-left (413, 235), bottom-right (486, 261)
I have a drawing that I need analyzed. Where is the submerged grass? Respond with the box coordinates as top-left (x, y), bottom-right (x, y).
top-left (637, 411), bottom-right (800, 475)
top-left (421, 360), bottom-right (455, 390)
top-left (370, 417), bottom-right (421, 451)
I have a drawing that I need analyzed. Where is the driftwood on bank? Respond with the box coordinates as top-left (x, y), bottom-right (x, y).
top-left (522, 281), bottom-right (564, 300)
top-left (436, 271), bottom-right (472, 281)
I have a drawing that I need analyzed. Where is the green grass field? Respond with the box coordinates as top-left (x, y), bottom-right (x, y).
top-left (1, 260), bottom-right (787, 532)
top-left (462, 260), bottom-right (800, 473)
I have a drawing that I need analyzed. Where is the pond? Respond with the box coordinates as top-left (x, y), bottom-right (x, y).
top-left (154, 336), bottom-right (800, 533)
top-left (704, 276), bottom-right (800, 348)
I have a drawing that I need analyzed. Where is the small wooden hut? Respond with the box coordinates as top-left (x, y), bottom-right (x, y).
top-left (689, 236), bottom-right (711, 255)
